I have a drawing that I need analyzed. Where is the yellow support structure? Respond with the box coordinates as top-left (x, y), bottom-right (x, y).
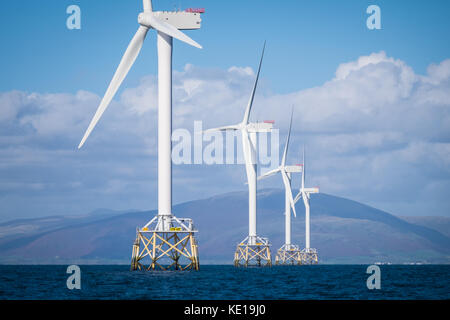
top-left (233, 237), bottom-right (272, 267)
top-left (300, 248), bottom-right (319, 265)
top-left (275, 244), bottom-right (302, 265)
top-left (131, 230), bottom-right (199, 271)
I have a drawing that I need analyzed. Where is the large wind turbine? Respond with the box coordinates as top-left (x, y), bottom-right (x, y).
top-left (204, 43), bottom-right (273, 266)
top-left (294, 147), bottom-right (320, 264)
top-left (258, 108), bottom-right (302, 264)
top-left (78, 0), bottom-right (204, 271)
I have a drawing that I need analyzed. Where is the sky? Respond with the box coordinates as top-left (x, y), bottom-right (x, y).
top-left (0, 0), bottom-right (449, 222)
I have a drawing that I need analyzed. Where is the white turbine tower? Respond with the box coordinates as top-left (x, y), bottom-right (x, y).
top-left (78, 0), bottom-right (204, 271)
top-left (258, 108), bottom-right (303, 264)
top-left (294, 147), bottom-right (320, 264)
top-left (204, 43), bottom-right (274, 267)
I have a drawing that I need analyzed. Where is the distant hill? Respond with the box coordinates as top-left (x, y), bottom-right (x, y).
top-left (400, 216), bottom-right (450, 238)
top-left (0, 189), bottom-right (448, 264)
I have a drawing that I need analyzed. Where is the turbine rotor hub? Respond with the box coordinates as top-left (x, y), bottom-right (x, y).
top-left (137, 12), bottom-right (152, 28)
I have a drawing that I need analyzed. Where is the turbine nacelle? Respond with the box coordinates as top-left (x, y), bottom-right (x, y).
top-left (285, 165), bottom-right (302, 173)
top-left (203, 121), bottom-right (273, 134)
top-left (302, 187), bottom-right (319, 194)
top-left (246, 122), bottom-right (273, 133)
top-left (138, 11), bottom-right (202, 30)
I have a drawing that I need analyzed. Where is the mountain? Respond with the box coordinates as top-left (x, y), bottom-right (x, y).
top-left (400, 216), bottom-right (450, 238)
top-left (0, 189), bottom-right (448, 264)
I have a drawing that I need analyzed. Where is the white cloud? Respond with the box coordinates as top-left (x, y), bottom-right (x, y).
top-left (425, 59), bottom-right (450, 84)
top-left (228, 66), bottom-right (254, 77)
top-left (121, 75), bottom-right (158, 115)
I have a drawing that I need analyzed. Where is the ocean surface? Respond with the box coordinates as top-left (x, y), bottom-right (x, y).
top-left (0, 265), bottom-right (448, 300)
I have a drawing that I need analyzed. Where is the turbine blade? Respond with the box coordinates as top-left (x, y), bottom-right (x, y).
top-left (281, 106), bottom-right (294, 166)
top-left (143, 0), bottom-right (152, 12)
top-left (294, 191), bottom-right (302, 204)
top-left (242, 129), bottom-right (256, 182)
top-left (78, 26), bottom-right (148, 149)
top-left (257, 167), bottom-right (281, 181)
top-left (242, 129), bottom-right (251, 164)
top-left (242, 41), bottom-right (265, 124)
top-left (302, 192), bottom-right (310, 210)
top-left (281, 170), bottom-right (297, 217)
top-left (149, 15), bottom-right (202, 48)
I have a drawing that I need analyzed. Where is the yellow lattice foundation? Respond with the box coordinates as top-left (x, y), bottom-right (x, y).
top-left (301, 248), bottom-right (318, 265)
top-left (131, 231), bottom-right (199, 271)
top-left (275, 244), bottom-right (302, 265)
top-left (130, 215), bottom-right (199, 271)
top-left (234, 236), bottom-right (272, 267)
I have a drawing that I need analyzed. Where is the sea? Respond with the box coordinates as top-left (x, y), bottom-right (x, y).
top-left (0, 265), bottom-right (448, 300)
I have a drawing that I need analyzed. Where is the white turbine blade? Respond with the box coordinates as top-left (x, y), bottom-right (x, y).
top-left (143, 0), bottom-right (152, 12)
top-left (78, 26), bottom-right (148, 149)
top-left (242, 129), bottom-right (251, 164)
top-left (242, 41), bottom-right (265, 124)
top-left (202, 124), bottom-right (240, 134)
top-left (242, 129), bottom-right (256, 183)
top-left (149, 15), bottom-right (202, 49)
top-left (302, 192), bottom-right (310, 210)
top-left (257, 167), bottom-right (281, 181)
top-left (281, 106), bottom-right (294, 166)
top-left (281, 170), bottom-right (297, 217)
top-left (294, 191), bottom-right (302, 204)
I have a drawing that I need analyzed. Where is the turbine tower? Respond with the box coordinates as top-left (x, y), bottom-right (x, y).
top-left (294, 147), bottom-right (320, 264)
top-left (78, 0), bottom-right (204, 271)
top-left (258, 108), bottom-right (303, 264)
top-left (204, 43), bottom-right (274, 267)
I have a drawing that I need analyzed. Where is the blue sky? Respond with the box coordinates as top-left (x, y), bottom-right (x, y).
top-left (2, 0), bottom-right (449, 94)
top-left (1, 0), bottom-right (450, 222)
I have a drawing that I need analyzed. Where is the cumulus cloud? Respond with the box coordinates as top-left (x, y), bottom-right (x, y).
top-left (0, 51), bottom-right (449, 221)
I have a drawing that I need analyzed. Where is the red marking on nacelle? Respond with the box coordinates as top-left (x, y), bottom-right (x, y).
top-left (296, 164), bottom-right (304, 166)
top-left (185, 8), bottom-right (205, 13)
top-left (264, 120), bottom-right (275, 124)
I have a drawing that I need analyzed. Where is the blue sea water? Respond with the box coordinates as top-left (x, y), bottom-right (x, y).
top-left (0, 265), bottom-right (448, 300)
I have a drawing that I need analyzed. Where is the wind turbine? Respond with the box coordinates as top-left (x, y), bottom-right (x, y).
top-left (204, 43), bottom-right (274, 266)
top-left (78, 0), bottom-right (204, 271)
top-left (258, 108), bottom-right (303, 264)
top-left (294, 147), bottom-right (320, 264)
